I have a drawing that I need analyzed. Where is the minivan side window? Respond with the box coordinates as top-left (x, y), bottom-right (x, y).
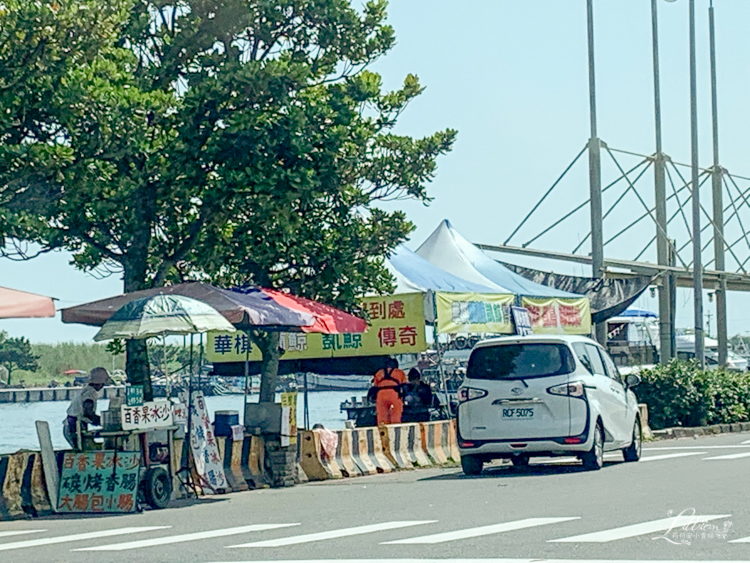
top-left (572, 342), bottom-right (606, 375)
top-left (597, 347), bottom-right (623, 384)
top-left (584, 343), bottom-right (605, 375)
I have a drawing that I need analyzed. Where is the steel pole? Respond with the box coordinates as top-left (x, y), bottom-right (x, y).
top-left (709, 2), bottom-right (727, 365)
top-left (587, 0), bottom-right (605, 345)
top-left (689, 0), bottom-right (705, 367)
top-left (652, 0), bottom-right (672, 363)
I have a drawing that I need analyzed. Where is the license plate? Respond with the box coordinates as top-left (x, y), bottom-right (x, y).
top-left (502, 407), bottom-right (535, 419)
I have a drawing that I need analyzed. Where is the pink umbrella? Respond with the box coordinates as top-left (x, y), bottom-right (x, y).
top-left (0, 286), bottom-right (55, 319)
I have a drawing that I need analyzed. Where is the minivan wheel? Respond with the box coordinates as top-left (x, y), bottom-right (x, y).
top-left (623, 417), bottom-right (642, 462)
top-left (580, 421), bottom-right (604, 471)
top-left (461, 454), bottom-right (483, 476)
top-left (511, 454), bottom-right (530, 467)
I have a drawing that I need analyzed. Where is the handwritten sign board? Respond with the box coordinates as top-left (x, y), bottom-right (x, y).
top-left (189, 391), bottom-right (228, 493)
top-left (121, 400), bottom-right (173, 430)
top-left (57, 451), bottom-right (140, 513)
top-left (280, 392), bottom-right (298, 447)
top-left (125, 385), bottom-right (144, 407)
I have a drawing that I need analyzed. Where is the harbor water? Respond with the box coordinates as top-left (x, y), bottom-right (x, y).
top-left (0, 390), bottom-right (359, 454)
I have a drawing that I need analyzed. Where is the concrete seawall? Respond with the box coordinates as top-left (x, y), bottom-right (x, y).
top-left (0, 385), bottom-right (125, 404)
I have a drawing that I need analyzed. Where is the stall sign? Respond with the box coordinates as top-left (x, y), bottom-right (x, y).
top-left (125, 385), bottom-right (144, 407)
top-left (121, 400), bottom-right (173, 430)
top-left (435, 292), bottom-right (515, 334)
top-left (280, 392), bottom-right (298, 447)
top-left (511, 306), bottom-right (533, 336)
top-left (172, 402), bottom-right (188, 425)
top-left (206, 293), bottom-right (427, 363)
top-left (189, 391), bottom-right (228, 493)
top-left (57, 451), bottom-right (140, 513)
top-left (521, 297), bottom-right (592, 335)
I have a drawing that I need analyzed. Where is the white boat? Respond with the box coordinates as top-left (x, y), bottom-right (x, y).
top-left (295, 373), bottom-right (372, 391)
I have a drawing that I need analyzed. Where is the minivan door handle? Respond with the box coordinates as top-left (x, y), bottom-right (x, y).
top-left (492, 398), bottom-right (544, 405)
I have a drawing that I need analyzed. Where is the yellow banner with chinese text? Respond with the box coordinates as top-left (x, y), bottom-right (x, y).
top-left (521, 297), bottom-right (591, 334)
top-left (435, 292), bottom-right (516, 334)
top-left (206, 292), bottom-right (427, 362)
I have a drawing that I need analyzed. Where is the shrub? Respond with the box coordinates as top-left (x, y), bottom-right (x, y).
top-left (635, 360), bottom-right (750, 430)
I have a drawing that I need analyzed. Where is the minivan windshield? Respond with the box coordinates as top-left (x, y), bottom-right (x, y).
top-left (466, 343), bottom-right (575, 380)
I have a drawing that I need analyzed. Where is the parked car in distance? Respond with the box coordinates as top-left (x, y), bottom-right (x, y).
top-left (457, 334), bottom-right (642, 475)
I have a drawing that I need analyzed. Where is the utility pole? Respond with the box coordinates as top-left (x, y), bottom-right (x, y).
top-left (689, 0), bottom-right (705, 367)
top-left (651, 0), bottom-right (672, 363)
top-left (709, 1), bottom-right (727, 365)
top-left (586, 0), bottom-right (605, 345)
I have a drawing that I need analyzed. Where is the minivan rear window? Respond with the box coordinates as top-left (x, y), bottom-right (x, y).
top-left (466, 343), bottom-right (575, 380)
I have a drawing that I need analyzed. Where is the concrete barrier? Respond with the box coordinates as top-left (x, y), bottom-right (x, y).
top-left (380, 423), bottom-right (431, 468)
top-left (0, 452), bottom-right (51, 520)
top-left (299, 430), bottom-right (342, 481)
top-left (240, 434), bottom-right (268, 489)
top-left (353, 427), bottom-right (394, 474)
top-left (219, 437), bottom-right (249, 493)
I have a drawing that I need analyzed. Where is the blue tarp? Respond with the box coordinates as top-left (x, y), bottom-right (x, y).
top-left (619, 307), bottom-right (657, 318)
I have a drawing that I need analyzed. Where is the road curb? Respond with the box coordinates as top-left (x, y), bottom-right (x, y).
top-left (650, 421), bottom-right (750, 440)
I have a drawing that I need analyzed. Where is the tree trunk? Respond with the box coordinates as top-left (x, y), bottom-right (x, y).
top-left (6, 368), bottom-right (12, 387)
top-left (126, 340), bottom-right (152, 400)
top-left (123, 262), bottom-right (153, 401)
top-left (253, 331), bottom-right (281, 403)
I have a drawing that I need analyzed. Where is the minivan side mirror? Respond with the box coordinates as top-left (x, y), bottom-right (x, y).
top-left (625, 374), bottom-right (641, 388)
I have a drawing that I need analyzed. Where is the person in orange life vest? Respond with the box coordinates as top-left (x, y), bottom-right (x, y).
top-left (372, 357), bottom-right (407, 425)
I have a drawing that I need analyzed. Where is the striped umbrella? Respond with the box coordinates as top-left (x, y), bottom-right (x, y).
top-left (93, 295), bottom-right (236, 341)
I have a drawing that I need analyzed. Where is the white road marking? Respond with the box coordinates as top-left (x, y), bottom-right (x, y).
top-left (703, 451), bottom-right (750, 460)
top-left (730, 535), bottom-right (750, 543)
top-left (227, 521), bottom-right (437, 548)
top-left (73, 523), bottom-right (300, 551)
top-left (550, 514), bottom-right (731, 543)
top-left (383, 517), bottom-right (580, 544)
top-left (205, 559), bottom-right (750, 563)
top-left (741, 439), bottom-right (750, 444)
top-left (0, 527), bottom-right (170, 551)
top-left (645, 445), bottom-right (750, 450)
top-left (0, 530), bottom-right (46, 539)
top-left (640, 452), bottom-right (706, 462)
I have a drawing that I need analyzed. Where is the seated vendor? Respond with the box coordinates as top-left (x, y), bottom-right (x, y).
top-left (401, 368), bottom-right (435, 422)
top-left (63, 367), bottom-right (113, 450)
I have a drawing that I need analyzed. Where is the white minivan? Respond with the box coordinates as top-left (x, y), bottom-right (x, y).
top-left (457, 335), bottom-right (642, 475)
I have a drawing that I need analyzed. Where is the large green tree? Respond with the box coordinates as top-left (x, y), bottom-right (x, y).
top-left (0, 332), bottom-right (40, 386)
top-left (3, 0), bottom-right (455, 401)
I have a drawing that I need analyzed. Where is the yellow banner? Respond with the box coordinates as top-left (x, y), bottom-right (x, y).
top-left (206, 292), bottom-right (427, 362)
top-left (435, 292), bottom-right (515, 334)
top-left (521, 297), bottom-right (591, 334)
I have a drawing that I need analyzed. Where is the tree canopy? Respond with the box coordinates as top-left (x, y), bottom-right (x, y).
top-left (0, 332), bottom-right (40, 386)
top-left (1, 0), bottom-right (456, 400)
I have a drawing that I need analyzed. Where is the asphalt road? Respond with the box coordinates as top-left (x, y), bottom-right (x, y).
top-left (3, 432), bottom-right (750, 563)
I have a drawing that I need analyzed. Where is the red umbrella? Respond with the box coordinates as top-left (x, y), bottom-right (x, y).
top-left (0, 286), bottom-right (55, 319)
top-left (235, 288), bottom-right (367, 334)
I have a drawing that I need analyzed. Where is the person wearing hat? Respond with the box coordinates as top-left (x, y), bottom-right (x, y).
top-left (63, 367), bottom-right (113, 449)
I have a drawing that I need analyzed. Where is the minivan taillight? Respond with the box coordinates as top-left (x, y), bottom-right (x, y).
top-left (547, 381), bottom-right (585, 399)
top-left (458, 387), bottom-right (488, 403)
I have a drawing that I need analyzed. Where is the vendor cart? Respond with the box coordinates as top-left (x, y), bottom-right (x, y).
top-left (56, 395), bottom-right (180, 514)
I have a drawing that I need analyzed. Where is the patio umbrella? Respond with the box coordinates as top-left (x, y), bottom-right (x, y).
top-left (0, 286), bottom-right (55, 319)
top-left (63, 282), bottom-right (367, 334)
top-left (93, 294), bottom-right (236, 341)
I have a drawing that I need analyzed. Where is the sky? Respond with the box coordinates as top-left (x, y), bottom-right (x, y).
top-left (4, 0), bottom-right (750, 343)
